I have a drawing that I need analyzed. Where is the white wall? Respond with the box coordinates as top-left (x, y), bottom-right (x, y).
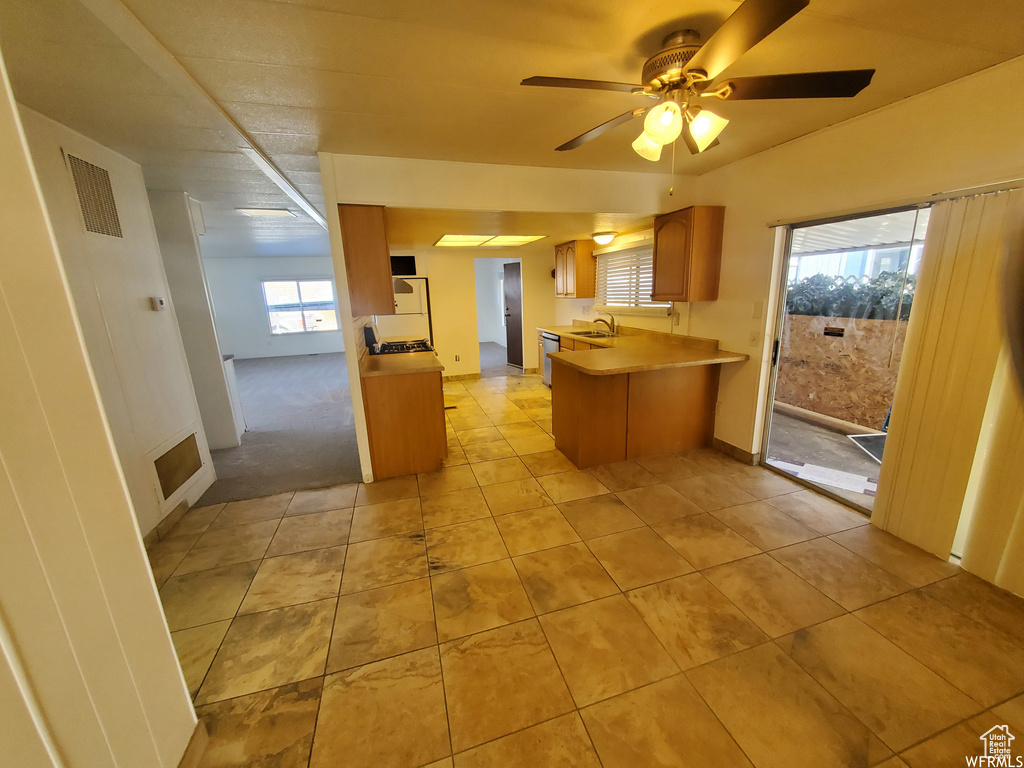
top-left (384, 249), bottom-right (556, 378)
top-left (475, 257), bottom-right (507, 346)
top-left (150, 191), bottom-right (241, 449)
top-left (21, 106), bottom-right (214, 535)
top-left (1, 55), bottom-right (195, 767)
top-left (204, 256), bottom-right (345, 359)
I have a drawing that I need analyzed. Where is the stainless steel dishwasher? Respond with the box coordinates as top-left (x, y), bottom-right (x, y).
top-left (541, 332), bottom-right (559, 387)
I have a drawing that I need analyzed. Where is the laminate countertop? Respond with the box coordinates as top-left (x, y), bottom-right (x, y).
top-left (538, 324), bottom-right (748, 375)
top-left (359, 351), bottom-right (445, 378)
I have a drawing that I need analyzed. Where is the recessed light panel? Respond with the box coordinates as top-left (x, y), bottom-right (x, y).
top-left (434, 234), bottom-right (494, 246)
top-left (481, 235), bottom-right (546, 246)
top-left (434, 234), bottom-right (546, 247)
top-left (236, 208), bottom-right (296, 217)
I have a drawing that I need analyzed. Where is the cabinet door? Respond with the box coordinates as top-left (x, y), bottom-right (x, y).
top-left (652, 207), bottom-right (694, 302)
top-left (554, 245), bottom-right (567, 296)
top-left (687, 206), bottom-right (725, 302)
top-left (572, 240), bottom-right (596, 299)
top-left (564, 242), bottom-right (577, 297)
top-left (338, 204), bottom-right (395, 316)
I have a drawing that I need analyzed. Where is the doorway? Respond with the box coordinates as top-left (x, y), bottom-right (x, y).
top-left (474, 257), bottom-right (523, 376)
top-left (762, 207), bottom-right (930, 511)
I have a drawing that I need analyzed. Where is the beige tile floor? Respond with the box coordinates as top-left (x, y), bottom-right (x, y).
top-left (147, 373), bottom-right (1024, 768)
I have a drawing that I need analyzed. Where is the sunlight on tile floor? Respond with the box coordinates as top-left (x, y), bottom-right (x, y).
top-left (146, 373), bottom-right (1024, 768)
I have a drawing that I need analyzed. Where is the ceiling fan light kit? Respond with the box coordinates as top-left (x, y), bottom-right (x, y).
top-left (686, 107), bottom-right (730, 153)
top-left (632, 132), bottom-right (663, 161)
top-left (522, 0), bottom-right (875, 160)
top-left (643, 101), bottom-right (684, 144)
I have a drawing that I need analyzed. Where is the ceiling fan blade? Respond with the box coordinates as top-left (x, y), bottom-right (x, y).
top-left (522, 76), bottom-right (642, 94)
top-left (715, 69), bottom-right (875, 100)
top-left (685, 0), bottom-right (809, 81)
top-left (555, 108), bottom-right (647, 151)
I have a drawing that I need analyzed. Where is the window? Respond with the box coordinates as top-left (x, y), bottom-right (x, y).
top-left (596, 246), bottom-right (671, 314)
top-left (262, 279), bottom-right (339, 334)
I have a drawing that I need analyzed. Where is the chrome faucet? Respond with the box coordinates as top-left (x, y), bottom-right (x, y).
top-left (594, 314), bottom-right (616, 334)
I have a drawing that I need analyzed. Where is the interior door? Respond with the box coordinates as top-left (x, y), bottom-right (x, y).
top-left (503, 262), bottom-right (524, 368)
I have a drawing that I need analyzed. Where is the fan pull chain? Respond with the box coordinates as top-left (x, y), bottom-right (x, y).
top-left (669, 140), bottom-right (677, 195)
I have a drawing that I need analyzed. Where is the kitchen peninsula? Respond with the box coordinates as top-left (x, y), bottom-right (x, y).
top-left (539, 324), bottom-right (747, 468)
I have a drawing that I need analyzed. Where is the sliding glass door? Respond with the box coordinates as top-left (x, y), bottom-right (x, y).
top-left (763, 207), bottom-right (930, 511)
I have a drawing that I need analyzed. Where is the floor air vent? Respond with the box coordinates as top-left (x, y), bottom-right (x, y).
top-left (67, 154), bottom-right (123, 237)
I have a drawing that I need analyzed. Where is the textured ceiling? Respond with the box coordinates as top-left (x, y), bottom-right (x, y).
top-left (1, 0), bottom-right (1022, 256)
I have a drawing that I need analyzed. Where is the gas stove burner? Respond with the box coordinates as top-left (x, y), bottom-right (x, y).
top-left (372, 339), bottom-right (434, 355)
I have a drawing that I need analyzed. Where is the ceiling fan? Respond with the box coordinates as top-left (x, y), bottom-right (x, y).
top-left (522, 0), bottom-right (875, 160)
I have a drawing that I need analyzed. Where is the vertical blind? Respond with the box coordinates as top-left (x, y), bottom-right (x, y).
top-left (873, 190), bottom-right (1024, 570)
top-left (596, 246), bottom-right (670, 310)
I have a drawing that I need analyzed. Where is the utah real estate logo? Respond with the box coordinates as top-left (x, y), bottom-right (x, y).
top-left (968, 725), bottom-right (1022, 767)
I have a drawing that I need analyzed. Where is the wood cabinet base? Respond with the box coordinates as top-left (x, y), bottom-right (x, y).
top-left (552, 361), bottom-right (718, 469)
top-left (362, 371), bottom-right (446, 478)
top-left (552, 362), bottom-right (628, 468)
top-left (627, 367), bottom-right (718, 458)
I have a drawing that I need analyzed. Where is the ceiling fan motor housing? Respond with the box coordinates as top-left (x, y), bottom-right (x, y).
top-left (642, 30), bottom-right (703, 89)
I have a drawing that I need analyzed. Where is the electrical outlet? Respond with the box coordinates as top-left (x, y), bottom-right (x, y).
top-left (582, 304), bottom-right (592, 314)
top-left (673, 309), bottom-right (681, 327)
top-left (455, 354), bottom-right (460, 362)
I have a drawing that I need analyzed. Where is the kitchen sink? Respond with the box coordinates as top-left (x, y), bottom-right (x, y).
top-left (571, 330), bottom-right (618, 338)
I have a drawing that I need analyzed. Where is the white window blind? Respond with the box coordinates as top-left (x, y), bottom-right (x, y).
top-left (596, 246), bottom-right (671, 313)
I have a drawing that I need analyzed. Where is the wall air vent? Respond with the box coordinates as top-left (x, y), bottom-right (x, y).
top-left (67, 154), bottom-right (123, 237)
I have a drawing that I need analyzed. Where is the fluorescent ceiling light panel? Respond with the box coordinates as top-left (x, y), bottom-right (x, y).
top-left (434, 234), bottom-right (494, 246)
top-left (236, 208), bottom-right (297, 217)
top-left (481, 235), bottom-right (546, 246)
top-left (434, 234), bottom-right (546, 247)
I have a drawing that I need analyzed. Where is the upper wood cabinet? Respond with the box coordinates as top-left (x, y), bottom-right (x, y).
top-left (554, 239), bottom-right (596, 298)
top-left (337, 204), bottom-right (395, 316)
top-left (652, 205), bottom-right (725, 302)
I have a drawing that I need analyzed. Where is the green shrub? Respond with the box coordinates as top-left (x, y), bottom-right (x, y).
top-left (786, 271), bottom-right (914, 320)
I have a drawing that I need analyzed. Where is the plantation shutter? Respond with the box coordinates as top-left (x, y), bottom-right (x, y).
top-left (596, 246), bottom-right (671, 311)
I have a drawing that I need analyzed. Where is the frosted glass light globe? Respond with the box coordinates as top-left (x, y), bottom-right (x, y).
top-left (643, 102), bottom-right (683, 145)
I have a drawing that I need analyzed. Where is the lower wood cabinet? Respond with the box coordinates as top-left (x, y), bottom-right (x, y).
top-left (361, 371), bottom-right (446, 478)
top-left (551, 360), bottom-right (719, 468)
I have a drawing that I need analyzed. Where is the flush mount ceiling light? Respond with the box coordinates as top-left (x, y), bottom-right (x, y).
top-left (520, 0), bottom-right (875, 160)
top-left (591, 232), bottom-right (618, 245)
top-left (434, 234), bottom-right (545, 247)
top-left (236, 208), bottom-right (296, 217)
